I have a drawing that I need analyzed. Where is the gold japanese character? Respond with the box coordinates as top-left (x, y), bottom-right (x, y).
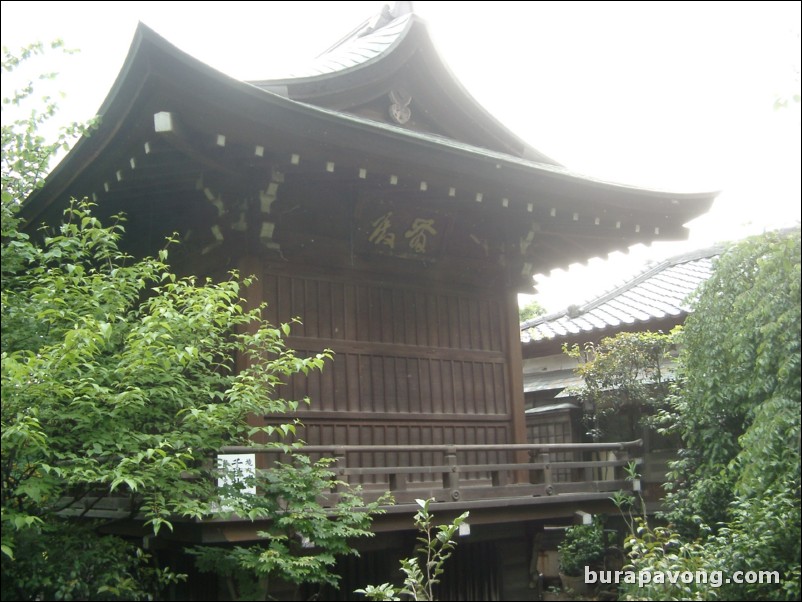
top-left (405, 218), bottom-right (437, 253)
top-left (369, 212), bottom-right (396, 249)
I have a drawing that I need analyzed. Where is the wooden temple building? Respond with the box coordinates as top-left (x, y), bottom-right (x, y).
top-left (23, 3), bottom-right (717, 599)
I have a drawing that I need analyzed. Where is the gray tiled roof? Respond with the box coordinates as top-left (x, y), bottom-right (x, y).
top-left (521, 246), bottom-right (724, 343)
top-left (523, 369), bottom-right (582, 394)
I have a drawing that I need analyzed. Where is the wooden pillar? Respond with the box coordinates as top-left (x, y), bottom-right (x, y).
top-left (237, 256), bottom-right (267, 458)
top-left (504, 290), bottom-right (528, 482)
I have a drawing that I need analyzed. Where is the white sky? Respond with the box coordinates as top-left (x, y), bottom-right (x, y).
top-left (2, 1), bottom-right (800, 311)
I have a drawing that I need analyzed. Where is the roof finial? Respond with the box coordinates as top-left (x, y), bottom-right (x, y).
top-left (390, 2), bottom-right (414, 18)
top-left (358, 5), bottom-right (393, 38)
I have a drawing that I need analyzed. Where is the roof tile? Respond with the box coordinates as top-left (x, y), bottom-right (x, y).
top-left (522, 247), bottom-right (722, 342)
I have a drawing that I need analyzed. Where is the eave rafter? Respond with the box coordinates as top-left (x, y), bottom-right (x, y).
top-left (73, 105), bottom-right (693, 289)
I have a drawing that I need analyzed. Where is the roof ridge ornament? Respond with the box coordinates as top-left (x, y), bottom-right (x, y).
top-left (358, 5), bottom-right (394, 38)
top-left (390, 1), bottom-right (414, 18)
top-left (357, 2), bottom-right (414, 39)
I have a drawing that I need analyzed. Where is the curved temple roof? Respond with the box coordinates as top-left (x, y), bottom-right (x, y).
top-left (22, 4), bottom-right (718, 286)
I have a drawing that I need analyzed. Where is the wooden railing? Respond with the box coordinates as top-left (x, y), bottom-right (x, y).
top-left (220, 440), bottom-right (643, 506)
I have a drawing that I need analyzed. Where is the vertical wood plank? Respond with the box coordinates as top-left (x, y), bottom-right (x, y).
top-left (459, 296), bottom-right (472, 349)
top-left (436, 294), bottom-right (449, 347)
top-left (332, 355), bottom-right (346, 411)
top-left (440, 360), bottom-right (453, 415)
top-left (291, 277), bottom-right (305, 337)
top-left (489, 299), bottom-right (502, 351)
top-left (344, 283), bottom-right (357, 340)
top-left (274, 275), bottom-right (289, 325)
top-left (429, 359), bottom-right (441, 413)
top-left (448, 295), bottom-right (461, 348)
top-left (473, 360), bottom-right (485, 413)
top-left (417, 358), bottom-right (429, 414)
top-left (483, 363), bottom-right (496, 414)
top-left (305, 279), bottom-right (319, 338)
top-left (381, 287), bottom-right (395, 343)
top-left (261, 272), bottom-right (278, 325)
top-left (346, 354), bottom-right (360, 412)
top-left (331, 281), bottom-right (345, 339)
top-left (415, 291), bottom-right (428, 346)
top-left (393, 357), bottom-right (408, 413)
top-left (404, 290), bottom-right (417, 345)
top-left (307, 360), bottom-right (322, 410)
top-left (468, 298), bottom-right (480, 349)
top-left (318, 280), bottom-right (332, 339)
top-left (426, 292), bottom-right (439, 347)
top-left (384, 357), bottom-right (397, 412)
top-left (369, 285), bottom-right (382, 342)
top-left (371, 356), bottom-right (384, 413)
top-left (452, 361), bottom-right (464, 415)
top-left (359, 355), bottom-right (372, 412)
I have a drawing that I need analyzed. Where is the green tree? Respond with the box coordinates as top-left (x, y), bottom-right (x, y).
top-left (1, 43), bottom-right (380, 600)
top-left (519, 298), bottom-right (546, 323)
top-left (664, 229), bottom-right (801, 536)
top-left (191, 455), bottom-right (388, 600)
top-left (565, 330), bottom-right (675, 442)
top-left (615, 230), bottom-right (801, 601)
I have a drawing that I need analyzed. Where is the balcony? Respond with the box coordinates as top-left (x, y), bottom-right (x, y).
top-left (218, 440), bottom-right (643, 519)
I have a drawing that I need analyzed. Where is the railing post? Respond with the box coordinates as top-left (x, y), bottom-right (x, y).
top-left (584, 448), bottom-right (595, 483)
top-left (333, 447), bottom-right (347, 494)
top-left (528, 449), bottom-right (539, 484)
top-left (491, 464), bottom-right (508, 487)
top-left (389, 472), bottom-right (407, 492)
top-left (540, 451), bottom-right (553, 494)
top-left (443, 446), bottom-right (459, 498)
top-left (615, 447), bottom-right (630, 484)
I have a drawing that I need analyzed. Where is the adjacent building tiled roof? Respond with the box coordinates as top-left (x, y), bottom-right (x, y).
top-left (523, 369), bottom-right (582, 394)
top-left (521, 245), bottom-right (724, 343)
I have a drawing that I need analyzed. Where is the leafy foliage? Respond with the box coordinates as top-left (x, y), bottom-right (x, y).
top-left (613, 230), bottom-right (801, 601)
top-left (664, 229), bottom-right (801, 538)
top-left (618, 518), bottom-right (714, 601)
top-left (356, 498), bottom-right (469, 601)
top-left (565, 330), bottom-right (676, 441)
top-left (2, 197), bottom-right (331, 540)
top-left (1, 41), bottom-right (91, 207)
top-left (2, 42), bottom-right (380, 600)
top-left (519, 298), bottom-right (546, 323)
top-left (192, 455), bottom-right (388, 599)
top-left (1, 521), bottom-right (183, 601)
top-left (557, 517), bottom-right (606, 576)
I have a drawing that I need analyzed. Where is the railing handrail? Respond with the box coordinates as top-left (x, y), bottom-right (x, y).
top-left (220, 439), bottom-right (643, 455)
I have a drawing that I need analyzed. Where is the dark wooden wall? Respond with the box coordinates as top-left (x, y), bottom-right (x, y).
top-left (255, 265), bottom-right (520, 479)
